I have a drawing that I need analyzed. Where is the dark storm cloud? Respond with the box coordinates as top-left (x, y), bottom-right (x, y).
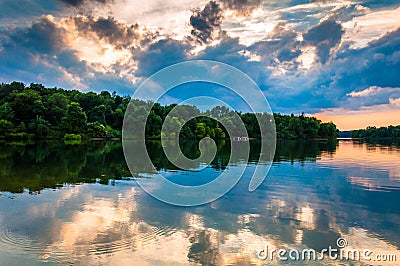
top-left (190, 1), bottom-right (223, 44)
top-left (303, 19), bottom-right (343, 63)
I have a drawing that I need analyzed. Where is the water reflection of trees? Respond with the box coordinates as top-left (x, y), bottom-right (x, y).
top-left (1, 140), bottom-right (400, 264)
top-left (272, 140), bottom-right (338, 163)
top-left (353, 138), bottom-right (400, 147)
top-left (0, 141), bottom-right (130, 193)
top-left (0, 140), bottom-right (338, 193)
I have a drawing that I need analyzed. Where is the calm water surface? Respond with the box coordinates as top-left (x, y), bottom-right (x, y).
top-left (0, 140), bottom-right (399, 265)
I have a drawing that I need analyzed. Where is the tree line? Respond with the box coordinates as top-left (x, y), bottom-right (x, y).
top-left (352, 125), bottom-right (400, 139)
top-left (0, 82), bottom-right (339, 140)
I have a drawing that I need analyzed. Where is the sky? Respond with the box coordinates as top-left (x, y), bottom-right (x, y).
top-left (0, 0), bottom-right (399, 130)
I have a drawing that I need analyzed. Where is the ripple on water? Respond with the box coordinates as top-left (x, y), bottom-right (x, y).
top-left (0, 223), bottom-right (178, 263)
top-left (0, 228), bottom-right (45, 254)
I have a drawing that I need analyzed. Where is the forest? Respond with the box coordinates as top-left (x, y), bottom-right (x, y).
top-left (0, 82), bottom-right (339, 140)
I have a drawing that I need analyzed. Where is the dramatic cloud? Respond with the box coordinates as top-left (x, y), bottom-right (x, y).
top-left (7, 15), bottom-right (66, 54)
top-left (249, 22), bottom-right (300, 67)
top-left (345, 86), bottom-right (400, 108)
top-left (342, 6), bottom-right (400, 49)
top-left (0, 14), bottom-right (148, 91)
top-left (303, 19), bottom-right (343, 63)
top-left (72, 16), bottom-right (152, 49)
top-left (136, 38), bottom-right (191, 76)
top-left (0, 16), bottom-right (84, 88)
top-left (347, 86), bottom-right (385, 97)
top-left (0, 0), bottom-right (399, 128)
top-left (189, 0), bottom-right (264, 44)
top-left (190, 1), bottom-right (223, 44)
top-left (220, 0), bottom-right (262, 15)
top-left (58, 0), bottom-right (113, 7)
top-left (329, 28), bottom-right (400, 100)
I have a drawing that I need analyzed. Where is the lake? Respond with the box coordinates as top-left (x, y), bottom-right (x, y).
top-left (0, 140), bottom-right (399, 265)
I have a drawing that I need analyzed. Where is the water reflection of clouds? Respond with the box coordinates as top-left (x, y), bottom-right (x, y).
top-left (28, 185), bottom-right (83, 218)
top-left (1, 181), bottom-right (399, 266)
top-left (1, 182), bottom-right (313, 265)
top-left (319, 142), bottom-right (400, 174)
top-left (318, 141), bottom-right (400, 190)
top-left (339, 228), bottom-right (400, 266)
top-left (347, 176), bottom-right (400, 192)
top-left (35, 185), bottom-right (192, 264)
top-left (1, 141), bottom-right (400, 265)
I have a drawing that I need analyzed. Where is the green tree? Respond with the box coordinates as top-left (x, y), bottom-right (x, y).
top-left (10, 90), bottom-right (40, 124)
top-left (0, 120), bottom-right (13, 137)
top-left (33, 100), bottom-right (46, 117)
top-left (195, 122), bottom-right (207, 139)
top-left (0, 103), bottom-right (14, 121)
top-left (146, 111), bottom-right (162, 137)
top-left (214, 127), bottom-right (226, 139)
top-left (29, 117), bottom-right (51, 138)
top-left (88, 104), bottom-right (106, 125)
top-left (62, 102), bottom-right (87, 134)
top-left (162, 116), bottom-right (182, 138)
top-left (319, 122), bottom-right (338, 138)
top-left (87, 122), bottom-right (107, 138)
top-left (46, 93), bottom-right (69, 126)
top-left (15, 122), bottom-right (26, 133)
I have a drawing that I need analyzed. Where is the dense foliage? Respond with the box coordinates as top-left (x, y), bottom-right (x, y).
top-left (0, 82), bottom-right (338, 139)
top-left (352, 125), bottom-right (400, 139)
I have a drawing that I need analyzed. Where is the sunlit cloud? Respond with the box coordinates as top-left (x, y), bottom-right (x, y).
top-left (342, 7), bottom-right (400, 49)
top-left (0, 0), bottom-right (399, 124)
top-left (347, 86), bottom-right (384, 97)
top-left (318, 141), bottom-right (400, 187)
top-left (389, 97), bottom-right (400, 106)
top-left (296, 46), bottom-right (317, 70)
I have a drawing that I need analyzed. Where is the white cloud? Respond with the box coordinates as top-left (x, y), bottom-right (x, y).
top-left (106, 0), bottom-right (209, 39)
top-left (221, 7), bottom-right (281, 46)
top-left (389, 97), bottom-right (400, 106)
top-left (273, 1), bottom-right (356, 13)
top-left (347, 85), bottom-right (382, 97)
top-left (297, 46), bottom-right (317, 70)
top-left (347, 86), bottom-right (400, 97)
top-left (342, 7), bottom-right (400, 49)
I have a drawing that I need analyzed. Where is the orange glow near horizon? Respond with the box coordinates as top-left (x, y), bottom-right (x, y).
top-left (314, 109), bottom-right (400, 131)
